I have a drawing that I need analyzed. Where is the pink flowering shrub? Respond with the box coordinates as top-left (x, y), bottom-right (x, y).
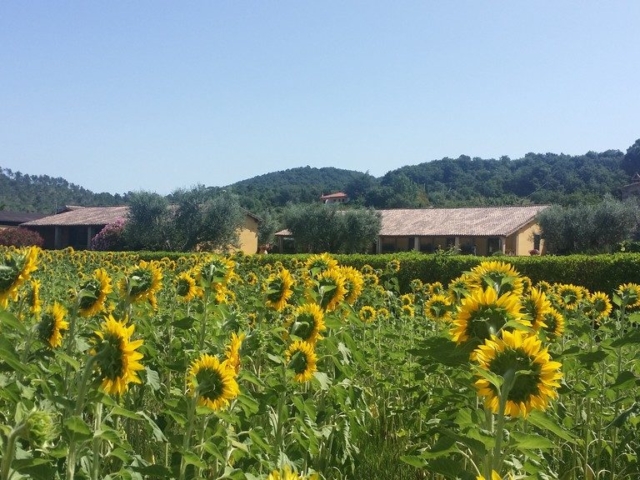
top-left (91, 219), bottom-right (127, 251)
top-left (0, 227), bottom-right (44, 247)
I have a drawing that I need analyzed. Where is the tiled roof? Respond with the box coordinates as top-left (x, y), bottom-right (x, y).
top-left (0, 211), bottom-right (48, 224)
top-left (378, 205), bottom-right (549, 237)
top-left (320, 192), bottom-right (348, 200)
top-left (22, 206), bottom-right (129, 227)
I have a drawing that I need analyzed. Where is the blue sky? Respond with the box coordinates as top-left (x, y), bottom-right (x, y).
top-left (1, 1), bottom-right (639, 195)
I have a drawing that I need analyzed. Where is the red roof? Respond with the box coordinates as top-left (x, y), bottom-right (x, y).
top-left (320, 192), bottom-right (348, 200)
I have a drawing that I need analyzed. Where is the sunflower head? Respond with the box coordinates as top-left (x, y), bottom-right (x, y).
top-left (426, 281), bottom-right (445, 297)
top-left (285, 341), bottom-right (318, 383)
top-left (265, 268), bottom-right (294, 311)
top-left (0, 246), bottom-right (39, 307)
top-left (37, 302), bottom-right (68, 348)
top-left (92, 315), bottom-right (144, 396)
top-left (339, 266), bottom-right (364, 305)
top-left (198, 256), bottom-right (235, 287)
top-left (467, 261), bottom-right (524, 296)
top-left (358, 305), bottom-right (376, 323)
top-left (119, 261), bottom-right (162, 305)
top-left (451, 288), bottom-right (529, 348)
top-left (400, 294), bottom-right (414, 306)
top-left (410, 279), bottom-right (424, 293)
top-left (78, 268), bottom-right (113, 317)
top-left (188, 354), bottom-right (239, 410)
top-left (521, 288), bottom-right (553, 331)
top-left (305, 253), bottom-right (338, 278)
top-left (316, 269), bottom-right (346, 312)
top-left (288, 303), bottom-right (325, 344)
top-left (424, 294), bottom-right (453, 322)
top-left (554, 284), bottom-right (584, 311)
top-left (588, 291), bottom-right (613, 320)
top-left (473, 330), bottom-right (563, 418)
top-left (175, 271), bottom-right (202, 302)
top-left (401, 304), bottom-right (415, 318)
top-left (386, 259), bottom-right (401, 273)
top-left (616, 283), bottom-right (640, 310)
top-left (541, 308), bottom-right (565, 341)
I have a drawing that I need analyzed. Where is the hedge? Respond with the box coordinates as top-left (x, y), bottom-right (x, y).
top-left (96, 250), bottom-right (640, 295)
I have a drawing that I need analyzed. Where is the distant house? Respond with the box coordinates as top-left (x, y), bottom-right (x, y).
top-left (275, 205), bottom-right (548, 256)
top-left (0, 211), bottom-right (47, 230)
top-left (21, 206), bottom-right (261, 254)
top-left (621, 173), bottom-right (640, 199)
top-left (377, 205), bottom-right (548, 255)
top-left (320, 192), bottom-right (348, 204)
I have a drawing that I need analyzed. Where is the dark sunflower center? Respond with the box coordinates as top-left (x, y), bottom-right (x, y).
top-left (96, 333), bottom-right (125, 381)
top-left (176, 278), bottom-right (191, 296)
top-left (288, 350), bottom-right (308, 375)
top-left (466, 306), bottom-right (511, 341)
top-left (0, 265), bottom-right (18, 292)
top-left (266, 277), bottom-right (285, 303)
top-left (129, 270), bottom-right (153, 297)
top-left (79, 279), bottom-right (101, 309)
top-left (429, 301), bottom-right (447, 318)
top-left (488, 348), bottom-right (541, 404)
top-left (37, 314), bottom-right (55, 343)
top-left (291, 313), bottom-right (314, 340)
top-left (195, 367), bottom-right (225, 401)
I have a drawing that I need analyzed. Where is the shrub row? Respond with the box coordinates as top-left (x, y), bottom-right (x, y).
top-left (108, 250), bottom-right (640, 295)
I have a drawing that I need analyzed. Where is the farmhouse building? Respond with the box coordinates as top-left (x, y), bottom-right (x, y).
top-left (320, 192), bottom-right (349, 204)
top-left (0, 211), bottom-right (47, 230)
top-left (275, 205), bottom-right (548, 256)
top-left (21, 206), bottom-right (260, 254)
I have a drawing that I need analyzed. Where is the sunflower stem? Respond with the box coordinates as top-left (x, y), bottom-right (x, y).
top-left (0, 422), bottom-right (27, 480)
top-left (492, 367), bottom-right (515, 476)
top-left (91, 402), bottom-right (103, 480)
top-left (179, 395), bottom-right (198, 480)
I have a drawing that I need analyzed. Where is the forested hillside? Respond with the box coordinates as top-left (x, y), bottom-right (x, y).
top-left (3, 139), bottom-right (639, 213)
top-left (0, 167), bottom-right (126, 213)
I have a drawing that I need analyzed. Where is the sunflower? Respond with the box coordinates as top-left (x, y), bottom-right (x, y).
top-left (400, 294), bottom-right (414, 306)
top-left (37, 302), bottom-right (68, 348)
top-left (541, 308), bottom-right (565, 341)
top-left (447, 275), bottom-right (472, 303)
top-left (467, 261), bottom-right (524, 297)
top-left (0, 246), bottom-right (39, 308)
top-left (175, 271), bottom-right (202, 302)
top-left (119, 260), bottom-right (163, 307)
top-left (424, 294), bottom-right (453, 322)
top-left (25, 279), bottom-right (42, 316)
top-left (387, 259), bottom-right (401, 273)
top-left (554, 284), bottom-right (584, 311)
top-left (476, 472), bottom-right (501, 480)
top-left (224, 332), bottom-right (246, 374)
top-left (426, 281), bottom-right (445, 297)
top-left (536, 280), bottom-right (553, 295)
top-left (188, 354), bottom-right (239, 410)
top-left (401, 304), bottom-right (415, 318)
top-left (616, 283), bottom-right (640, 310)
top-left (245, 271), bottom-right (259, 286)
top-left (267, 466), bottom-right (317, 480)
top-left (339, 266), bottom-right (364, 305)
top-left (377, 307), bottom-right (390, 321)
top-left (317, 269), bottom-right (346, 312)
top-left (305, 253), bottom-right (338, 278)
top-left (474, 330), bottom-right (563, 418)
top-left (92, 315), bottom-right (145, 396)
top-left (358, 305), bottom-right (376, 323)
top-left (78, 268), bottom-right (113, 317)
top-left (451, 288), bottom-right (529, 347)
top-left (360, 264), bottom-right (375, 275)
top-left (285, 341), bottom-right (317, 383)
top-left (588, 291), bottom-right (613, 320)
top-left (265, 268), bottom-right (294, 311)
top-left (363, 273), bottom-right (379, 287)
top-left (288, 303), bottom-right (325, 345)
top-left (198, 255), bottom-right (235, 287)
top-left (410, 278), bottom-right (424, 293)
top-left (521, 288), bottom-right (553, 331)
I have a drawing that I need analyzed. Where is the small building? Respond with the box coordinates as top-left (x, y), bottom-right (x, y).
top-left (0, 211), bottom-right (47, 230)
top-left (377, 205), bottom-right (548, 256)
top-left (275, 205), bottom-right (548, 256)
top-left (22, 206), bottom-right (261, 254)
top-left (320, 192), bottom-right (349, 204)
top-left (621, 173), bottom-right (640, 199)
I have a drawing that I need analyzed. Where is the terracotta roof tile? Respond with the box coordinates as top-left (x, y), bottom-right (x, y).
top-left (22, 206), bottom-right (129, 227)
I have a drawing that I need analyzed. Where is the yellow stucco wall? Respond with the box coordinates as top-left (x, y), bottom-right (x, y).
top-left (237, 215), bottom-right (259, 254)
top-left (512, 221), bottom-right (543, 256)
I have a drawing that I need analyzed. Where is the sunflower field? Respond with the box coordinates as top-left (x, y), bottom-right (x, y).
top-left (0, 246), bottom-right (639, 480)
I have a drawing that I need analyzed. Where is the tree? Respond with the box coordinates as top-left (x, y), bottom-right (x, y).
top-left (621, 139), bottom-right (640, 176)
top-left (283, 204), bottom-right (381, 253)
top-left (537, 196), bottom-right (638, 254)
top-left (123, 191), bottom-right (171, 250)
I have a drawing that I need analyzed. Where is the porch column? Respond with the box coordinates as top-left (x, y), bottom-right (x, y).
top-left (413, 236), bottom-right (420, 252)
top-left (54, 227), bottom-right (61, 249)
top-left (87, 227), bottom-right (94, 249)
top-left (500, 237), bottom-right (506, 254)
top-left (454, 237), bottom-right (460, 250)
top-left (376, 237), bottom-right (382, 254)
